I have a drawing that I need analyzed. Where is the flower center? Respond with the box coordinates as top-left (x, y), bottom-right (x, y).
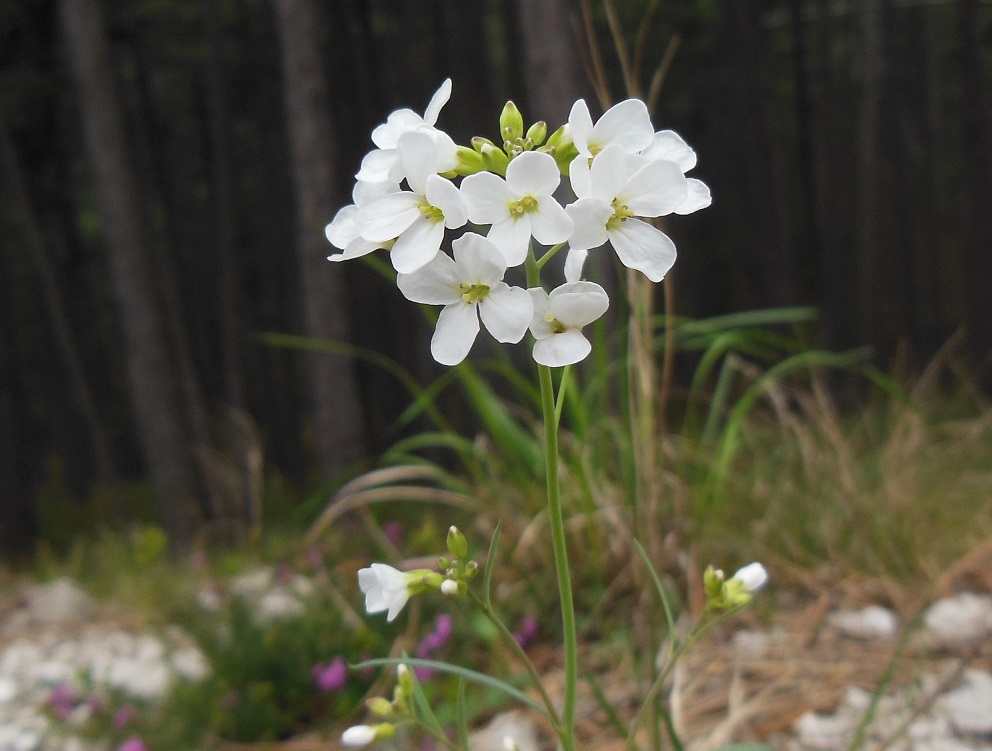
top-left (508, 195), bottom-right (539, 218)
top-left (418, 199), bottom-right (445, 224)
top-left (606, 199), bottom-right (634, 230)
top-left (543, 312), bottom-right (568, 334)
top-left (459, 282), bottom-right (490, 304)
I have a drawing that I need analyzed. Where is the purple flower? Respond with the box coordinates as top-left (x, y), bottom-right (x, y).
top-left (113, 703), bottom-right (136, 729)
top-left (305, 548), bottom-right (324, 572)
top-left (414, 614), bottom-right (454, 681)
top-left (117, 737), bottom-right (148, 751)
top-left (383, 521), bottom-right (404, 546)
top-left (513, 616), bottom-right (539, 650)
top-left (48, 683), bottom-right (77, 720)
top-left (312, 656), bottom-right (348, 693)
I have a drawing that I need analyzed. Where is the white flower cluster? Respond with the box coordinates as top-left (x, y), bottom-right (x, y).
top-left (326, 80), bottom-right (710, 367)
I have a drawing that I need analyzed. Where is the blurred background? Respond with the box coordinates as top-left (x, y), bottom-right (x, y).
top-left (1, 0), bottom-right (991, 556)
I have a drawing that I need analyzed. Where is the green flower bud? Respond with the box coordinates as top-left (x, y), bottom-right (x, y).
top-left (526, 120), bottom-right (547, 146)
top-left (366, 697), bottom-right (395, 718)
top-left (472, 136), bottom-right (496, 153)
top-left (499, 101), bottom-right (524, 140)
top-left (454, 145), bottom-right (486, 176)
top-left (545, 124), bottom-right (568, 149)
top-left (703, 565), bottom-right (725, 602)
top-left (480, 143), bottom-right (509, 176)
top-left (446, 526), bottom-right (468, 559)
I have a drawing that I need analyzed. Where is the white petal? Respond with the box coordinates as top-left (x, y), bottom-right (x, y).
top-left (385, 590), bottom-right (411, 621)
top-left (485, 217), bottom-right (533, 267)
top-left (325, 205), bottom-right (360, 249)
top-left (527, 287), bottom-right (554, 339)
top-left (567, 99), bottom-right (594, 157)
top-left (342, 725), bottom-right (377, 747)
top-left (397, 130), bottom-right (439, 195)
top-left (356, 149), bottom-right (397, 183)
top-left (674, 178), bottom-right (712, 215)
top-left (568, 155), bottom-right (593, 198)
top-left (592, 99), bottom-right (654, 153)
top-left (357, 192), bottom-right (421, 242)
top-left (731, 562), bottom-right (768, 592)
top-left (353, 179), bottom-right (399, 206)
top-left (608, 218), bottom-right (677, 282)
top-left (432, 129), bottom-right (460, 173)
top-left (451, 233), bottom-right (507, 283)
top-left (528, 196), bottom-right (573, 246)
top-left (533, 330), bottom-right (592, 367)
top-left (641, 130), bottom-right (697, 172)
top-left (396, 252), bottom-right (462, 305)
top-left (461, 172), bottom-right (514, 225)
top-left (565, 198), bottom-right (612, 251)
top-left (327, 237), bottom-right (380, 262)
top-left (432, 303), bottom-right (480, 365)
top-left (372, 109), bottom-right (424, 149)
top-left (623, 159), bottom-right (687, 217)
top-left (479, 283), bottom-right (533, 343)
top-left (424, 79), bottom-right (453, 126)
top-left (588, 145), bottom-right (630, 202)
top-left (563, 249), bottom-right (587, 283)
top-left (505, 151), bottom-right (561, 196)
top-left (548, 281), bottom-right (609, 328)
top-left (390, 216), bottom-right (445, 274)
top-left (426, 175), bottom-right (467, 229)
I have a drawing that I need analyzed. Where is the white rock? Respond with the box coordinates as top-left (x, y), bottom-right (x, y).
top-left (468, 710), bottom-right (540, 751)
top-left (0, 677), bottom-right (18, 704)
top-left (196, 588), bottom-right (222, 612)
top-left (228, 568), bottom-right (273, 599)
top-left (923, 593), bottom-right (992, 644)
top-left (106, 658), bottom-right (171, 699)
top-left (827, 605), bottom-right (900, 639)
top-left (731, 629), bottom-right (771, 657)
top-left (23, 579), bottom-right (94, 625)
top-left (255, 589), bottom-right (305, 621)
top-left (171, 647), bottom-right (210, 681)
top-left (940, 669), bottom-right (992, 735)
top-left (793, 710), bottom-right (857, 750)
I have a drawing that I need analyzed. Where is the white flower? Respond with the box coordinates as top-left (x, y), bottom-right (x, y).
top-left (730, 563), bottom-right (768, 593)
top-left (341, 725), bottom-right (377, 747)
top-left (563, 248), bottom-right (588, 283)
top-left (568, 98), bottom-right (654, 161)
top-left (528, 281), bottom-right (609, 366)
top-left (460, 151), bottom-right (573, 266)
top-left (566, 144), bottom-right (687, 282)
top-left (358, 563), bottom-right (412, 622)
top-left (357, 131), bottom-right (467, 274)
top-left (568, 98), bottom-right (656, 196)
top-left (396, 233), bottom-right (533, 366)
top-left (326, 181), bottom-right (399, 262)
top-left (357, 79), bottom-right (458, 184)
top-left (640, 130), bottom-right (712, 216)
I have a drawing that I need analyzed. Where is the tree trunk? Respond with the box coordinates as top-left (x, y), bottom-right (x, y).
top-left (0, 115), bottom-right (119, 489)
top-left (58, 0), bottom-right (201, 545)
top-left (955, 0), bottom-right (992, 380)
top-left (514, 0), bottom-right (588, 125)
top-left (858, 0), bottom-right (884, 345)
top-left (274, 0), bottom-right (369, 478)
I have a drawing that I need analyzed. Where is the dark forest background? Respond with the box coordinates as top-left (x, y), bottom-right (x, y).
top-left (1, 0), bottom-right (990, 556)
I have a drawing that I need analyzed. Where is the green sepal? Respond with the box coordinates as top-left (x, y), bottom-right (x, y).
top-left (499, 101), bottom-right (524, 140)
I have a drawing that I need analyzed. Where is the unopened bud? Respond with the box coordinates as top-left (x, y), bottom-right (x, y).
top-left (447, 526), bottom-right (468, 559)
top-left (499, 101), bottom-right (524, 140)
top-left (526, 120), bottom-right (547, 146)
top-left (480, 143), bottom-right (509, 176)
top-left (454, 145), bottom-right (486, 175)
top-left (366, 697), bottom-right (394, 718)
top-left (472, 136), bottom-right (495, 153)
top-left (441, 579), bottom-right (459, 596)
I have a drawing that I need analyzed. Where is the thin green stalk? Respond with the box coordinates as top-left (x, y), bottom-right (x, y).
top-left (539, 362), bottom-right (578, 751)
top-left (535, 242), bottom-right (567, 270)
top-left (526, 245), bottom-right (578, 751)
top-left (467, 589), bottom-right (562, 731)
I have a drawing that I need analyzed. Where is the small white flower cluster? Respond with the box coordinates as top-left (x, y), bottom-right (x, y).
top-left (326, 80), bottom-right (711, 367)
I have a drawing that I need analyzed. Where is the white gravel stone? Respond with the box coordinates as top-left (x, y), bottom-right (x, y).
top-left (170, 647), bottom-right (210, 681)
top-left (22, 579), bottom-right (94, 626)
top-left (255, 588), bottom-right (305, 620)
top-left (940, 669), bottom-right (992, 735)
top-left (924, 593), bottom-right (992, 644)
top-left (228, 567), bottom-right (273, 598)
top-left (827, 605), bottom-right (900, 639)
top-left (794, 709), bottom-right (857, 750)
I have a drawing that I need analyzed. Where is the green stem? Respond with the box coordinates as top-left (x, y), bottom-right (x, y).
top-left (539, 362), bottom-right (578, 751)
top-left (526, 245), bottom-right (577, 751)
top-left (535, 242), bottom-right (567, 270)
top-left (467, 590), bottom-right (562, 731)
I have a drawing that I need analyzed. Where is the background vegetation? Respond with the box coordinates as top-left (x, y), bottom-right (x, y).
top-left (1, 0), bottom-right (991, 555)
